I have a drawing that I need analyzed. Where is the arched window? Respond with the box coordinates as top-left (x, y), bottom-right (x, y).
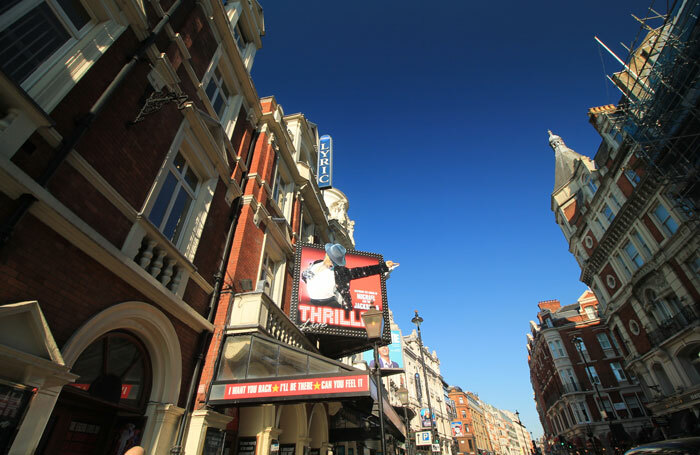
top-left (68, 332), bottom-right (151, 410)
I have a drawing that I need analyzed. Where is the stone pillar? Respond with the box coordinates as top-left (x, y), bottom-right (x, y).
top-left (183, 409), bottom-right (233, 455)
top-left (9, 385), bottom-right (63, 455)
top-left (297, 436), bottom-right (311, 455)
top-left (141, 403), bottom-right (184, 454)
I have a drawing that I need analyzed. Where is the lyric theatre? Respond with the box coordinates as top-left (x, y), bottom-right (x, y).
top-left (183, 99), bottom-right (406, 455)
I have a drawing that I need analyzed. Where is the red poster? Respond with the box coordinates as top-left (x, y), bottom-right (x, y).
top-left (223, 375), bottom-right (369, 400)
top-left (293, 244), bottom-right (386, 332)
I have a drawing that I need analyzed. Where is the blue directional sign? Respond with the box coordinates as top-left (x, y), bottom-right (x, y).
top-left (317, 135), bottom-right (333, 189)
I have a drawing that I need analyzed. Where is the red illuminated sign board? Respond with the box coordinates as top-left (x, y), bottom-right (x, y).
top-left (291, 243), bottom-right (390, 345)
top-left (222, 375), bottom-right (369, 401)
top-left (69, 383), bottom-right (133, 399)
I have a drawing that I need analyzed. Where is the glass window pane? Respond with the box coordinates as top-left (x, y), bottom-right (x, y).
top-left (205, 78), bottom-right (217, 100)
top-left (247, 337), bottom-right (279, 379)
top-left (217, 337), bottom-right (251, 380)
top-left (173, 153), bottom-right (186, 174)
top-left (213, 93), bottom-right (225, 116)
top-left (0, 4), bottom-right (70, 85)
top-left (277, 346), bottom-right (309, 377)
top-left (148, 171), bottom-right (177, 228)
top-left (56, 0), bottom-right (91, 29)
top-left (71, 338), bottom-right (104, 384)
top-left (308, 356), bottom-right (340, 374)
top-left (106, 337), bottom-right (140, 378)
top-left (163, 187), bottom-right (192, 242)
top-left (184, 167), bottom-right (198, 192)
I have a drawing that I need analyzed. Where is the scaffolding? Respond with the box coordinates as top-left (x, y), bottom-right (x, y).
top-left (599, 0), bottom-right (700, 217)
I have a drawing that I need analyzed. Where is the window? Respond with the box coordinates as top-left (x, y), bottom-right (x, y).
top-left (623, 395), bottom-right (645, 417)
top-left (572, 402), bottom-right (590, 423)
top-left (586, 366), bottom-right (600, 385)
top-left (653, 203), bottom-right (679, 236)
top-left (148, 151), bottom-right (200, 247)
top-left (623, 240), bottom-right (644, 270)
top-left (609, 192), bottom-right (622, 210)
top-left (271, 163), bottom-right (292, 220)
top-left (625, 169), bottom-right (641, 187)
top-left (610, 362), bottom-right (626, 382)
top-left (614, 253), bottom-right (632, 279)
top-left (632, 229), bottom-right (652, 258)
top-left (0, 0), bottom-right (92, 86)
top-left (597, 396), bottom-right (615, 419)
top-left (205, 65), bottom-right (231, 119)
top-left (560, 368), bottom-right (578, 391)
top-left (459, 397), bottom-right (464, 404)
top-left (548, 340), bottom-right (565, 358)
top-left (582, 174), bottom-right (598, 195)
top-left (596, 333), bottom-right (613, 352)
top-left (233, 23), bottom-right (247, 56)
top-left (259, 252), bottom-right (279, 296)
top-left (575, 339), bottom-right (590, 361)
top-left (689, 255), bottom-right (700, 278)
top-left (602, 204), bottom-right (615, 224)
top-left (585, 306), bottom-right (597, 320)
top-left (462, 410), bottom-right (467, 419)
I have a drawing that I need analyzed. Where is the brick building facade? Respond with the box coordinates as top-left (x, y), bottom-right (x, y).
top-left (547, 0), bottom-right (699, 438)
top-left (528, 291), bottom-right (649, 453)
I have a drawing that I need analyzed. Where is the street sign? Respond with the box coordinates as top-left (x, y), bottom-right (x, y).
top-left (431, 443), bottom-right (440, 453)
top-left (416, 431), bottom-right (432, 446)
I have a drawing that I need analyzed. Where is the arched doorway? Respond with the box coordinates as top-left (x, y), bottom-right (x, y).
top-left (37, 331), bottom-right (152, 455)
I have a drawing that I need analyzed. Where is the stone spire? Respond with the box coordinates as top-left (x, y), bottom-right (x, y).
top-left (549, 130), bottom-right (585, 192)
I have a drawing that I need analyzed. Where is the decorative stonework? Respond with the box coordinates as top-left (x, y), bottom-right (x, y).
top-left (322, 188), bottom-right (355, 245)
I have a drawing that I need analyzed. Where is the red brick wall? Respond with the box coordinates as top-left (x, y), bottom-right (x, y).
top-left (600, 263), bottom-right (620, 296)
top-left (0, 215), bottom-right (199, 407)
top-left (618, 300), bottom-right (651, 355)
top-left (617, 174), bottom-right (635, 198)
top-left (642, 213), bottom-right (664, 244)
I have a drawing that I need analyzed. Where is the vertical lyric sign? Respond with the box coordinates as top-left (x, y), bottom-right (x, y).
top-left (317, 135), bottom-right (333, 189)
top-left (291, 243), bottom-right (390, 340)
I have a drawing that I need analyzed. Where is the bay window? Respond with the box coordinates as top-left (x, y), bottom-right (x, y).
top-left (652, 203), bottom-right (679, 237)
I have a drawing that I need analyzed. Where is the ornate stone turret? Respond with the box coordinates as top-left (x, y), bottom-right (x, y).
top-left (549, 130), bottom-right (586, 192)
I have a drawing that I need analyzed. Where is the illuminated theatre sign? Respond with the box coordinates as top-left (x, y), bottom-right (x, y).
top-left (291, 243), bottom-right (391, 358)
top-left (317, 135), bottom-right (333, 189)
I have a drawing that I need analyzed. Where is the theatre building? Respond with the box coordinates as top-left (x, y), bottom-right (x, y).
top-left (0, 0), bottom-right (268, 450)
top-left (182, 97), bottom-right (406, 455)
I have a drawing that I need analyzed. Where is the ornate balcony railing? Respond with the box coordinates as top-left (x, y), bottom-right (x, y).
top-left (126, 215), bottom-right (213, 297)
top-left (647, 303), bottom-right (700, 346)
top-left (226, 291), bottom-right (317, 352)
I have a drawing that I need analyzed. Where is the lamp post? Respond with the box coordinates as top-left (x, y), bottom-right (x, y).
top-left (412, 310), bottom-right (438, 453)
top-left (362, 306), bottom-right (387, 455)
top-left (398, 386), bottom-right (412, 455)
top-left (571, 337), bottom-right (615, 454)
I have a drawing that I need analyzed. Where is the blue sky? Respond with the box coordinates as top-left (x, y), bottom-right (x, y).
top-left (251, 0), bottom-right (655, 438)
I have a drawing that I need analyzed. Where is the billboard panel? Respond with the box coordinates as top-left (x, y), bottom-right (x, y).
top-left (420, 408), bottom-right (436, 428)
top-left (291, 243), bottom-right (390, 345)
top-left (362, 329), bottom-right (404, 369)
top-left (451, 421), bottom-right (463, 437)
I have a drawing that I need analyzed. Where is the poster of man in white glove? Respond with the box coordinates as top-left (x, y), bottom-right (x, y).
top-left (292, 243), bottom-right (398, 337)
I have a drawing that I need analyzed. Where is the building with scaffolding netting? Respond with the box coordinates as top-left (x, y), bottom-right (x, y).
top-left (549, 0), bottom-right (700, 444)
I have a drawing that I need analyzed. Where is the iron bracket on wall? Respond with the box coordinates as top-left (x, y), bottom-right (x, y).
top-left (132, 90), bottom-right (189, 123)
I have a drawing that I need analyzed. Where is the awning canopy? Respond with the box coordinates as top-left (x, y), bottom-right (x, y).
top-left (208, 334), bottom-right (405, 439)
top-left (209, 334), bottom-right (369, 405)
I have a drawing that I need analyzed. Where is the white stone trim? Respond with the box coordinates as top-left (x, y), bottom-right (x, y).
top-left (61, 301), bottom-right (182, 403)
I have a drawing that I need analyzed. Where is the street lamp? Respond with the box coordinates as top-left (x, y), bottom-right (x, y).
top-left (412, 310), bottom-right (438, 453)
top-left (571, 337), bottom-right (615, 454)
top-left (398, 385), bottom-right (412, 455)
top-left (362, 306), bottom-right (387, 455)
